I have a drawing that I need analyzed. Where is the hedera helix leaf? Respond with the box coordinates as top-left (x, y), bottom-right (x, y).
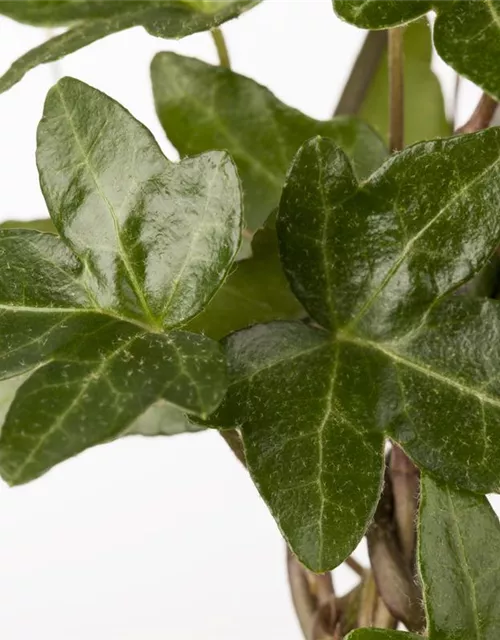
top-left (0, 0), bottom-right (260, 94)
top-left (359, 18), bottom-right (451, 144)
top-left (209, 132), bottom-right (500, 571)
top-left (0, 77), bottom-right (242, 485)
top-left (419, 475), bottom-right (500, 640)
top-left (334, 0), bottom-right (500, 101)
top-left (151, 53), bottom-right (388, 230)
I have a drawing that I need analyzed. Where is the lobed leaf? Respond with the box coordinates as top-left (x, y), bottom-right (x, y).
top-left (420, 475), bottom-right (500, 640)
top-left (37, 77), bottom-right (241, 329)
top-left (210, 132), bottom-right (500, 571)
top-left (151, 53), bottom-right (388, 230)
top-left (334, 0), bottom-right (500, 101)
top-left (0, 77), bottom-right (241, 484)
top-left (0, 0), bottom-right (260, 93)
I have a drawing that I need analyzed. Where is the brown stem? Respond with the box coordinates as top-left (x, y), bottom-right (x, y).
top-left (390, 443), bottom-right (419, 565)
top-left (334, 31), bottom-right (387, 116)
top-left (220, 429), bottom-right (246, 467)
top-left (345, 556), bottom-right (364, 577)
top-left (455, 92), bottom-right (498, 134)
top-left (388, 27), bottom-right (404, 152)
top-left (287, 548), bottom-right (317, 639)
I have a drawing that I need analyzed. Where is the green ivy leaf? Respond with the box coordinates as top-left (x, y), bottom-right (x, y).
top-left (209, 132), bottom-right (500, 571)
top-left (185, 226), bottom-right (303, 339)
top-left (360, 18), bottom-right (451, 144)
top-left (37, 77), bottom-right (241, 329)
top-left (334, 0), bottom-right (500, 101)
top-left (0, 77), bottom-right (242, 484)
top-left (346, 631), bottom-right (420, 640)
top-left (151, 53), bottom-right (388, 230)
top-left (419, 475), bottom-right (500, 640)
top-left (0, 0), bottom-right (259, 94)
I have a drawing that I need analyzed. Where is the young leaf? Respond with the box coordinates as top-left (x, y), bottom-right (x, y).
top-left (420, 475), bottom-right (500, 640)
top-left (0, 77), bottom-right (242, 484)
top-left (37, 77), bottom-right (241, 329)
top-left (334, 0), bottom-right (500, 101)
top-left (360, 19), bottom-right (451, 144)
top-left (0, 0), bottom-right (260, 93)
top-left (151, 53), bottom-right (388, 229)
top-left (185, 226), bottom-right (303, 339)
top-left (209, 132), bottom-right (500, 571)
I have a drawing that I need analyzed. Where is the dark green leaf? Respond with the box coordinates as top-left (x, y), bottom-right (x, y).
top-left (185, 226), bottom-right (303, 339)
top-left (279, 134), bottom-right (500, 337)
top-left (360, 19), bottom-right (451, 144)
top-left (345, 631), bottom-right (421, 640)
top-left (420, 475), bottom-right (500, 640)
top-left (210, 132), bottom-right (500, 570)
top-left (0, 77), bottom-right (240, 484)
top-left (211, 321), bottom-right (385, 572)
top-left (0, 0), bottom-right (260, 93)
top-left (0, 218), bottom-right (56, 234)
top-left (37, 77), bottom-right (241, 329)
top-left (151, 53), bottom-right (388, 229)
top-left (0, 328), bottom-right (223, 484)
top-left (334, 0), bottom-right (500, 101)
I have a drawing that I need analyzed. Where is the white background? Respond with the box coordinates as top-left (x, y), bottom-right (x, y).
top-left (0, 1), bottom-right (487, 638)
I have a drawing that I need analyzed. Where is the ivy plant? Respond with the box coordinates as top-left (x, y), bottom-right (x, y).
top-left (3, 1), bottom-right (500, 638)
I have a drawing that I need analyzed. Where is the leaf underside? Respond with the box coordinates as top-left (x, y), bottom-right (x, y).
top-left (0, 0), bottom-right (261, 93)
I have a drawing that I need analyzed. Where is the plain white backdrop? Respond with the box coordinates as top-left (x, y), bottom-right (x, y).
top-left (0, 1), bottom-right (491, 638)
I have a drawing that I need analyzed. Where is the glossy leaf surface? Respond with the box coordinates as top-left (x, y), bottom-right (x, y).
top-left (0, 77), bottom-right (241, 484)
top-left (0, 0), bottom-right (259, 93)
top-left (37, 77), bottom-right (241, 329)
top-left (151, 53), bottom-right (388, 229)
top-left (186, 227), bottom-right (303, 339)
top-left (334, 0), bottom-right (500, 100)
top-left (360, 19), bottom-right (451, 144)
top-left (210, 132), bottom-right (500, 571)
top-left (420, 475), bottom-right (500, 640)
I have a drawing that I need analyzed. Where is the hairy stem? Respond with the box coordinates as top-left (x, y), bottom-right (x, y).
top-left (388, 27), bottom-right (404, 152)
top-left (211, 27), bottom-right (231, 69)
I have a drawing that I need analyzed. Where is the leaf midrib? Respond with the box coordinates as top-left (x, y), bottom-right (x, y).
top-left (55, 82), bottom-right (159, 328)
top-left (338, 331), bottom-right (500, 412)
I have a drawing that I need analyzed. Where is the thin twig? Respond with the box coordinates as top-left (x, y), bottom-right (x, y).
top-left (390, 443), bottom-right (419, 565)
top-left (345, 556), bottom-right (364, 577)
top-left (388, 27), bottom-right (404, 152)
top-left (455, 92), bottom-right (498, 134)
top-left (287, 548), bottom-right (317, 638)
top-left (211, 27), bottom-right (231, 69)
top-left (334, 31), bottom-right (387, 116)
